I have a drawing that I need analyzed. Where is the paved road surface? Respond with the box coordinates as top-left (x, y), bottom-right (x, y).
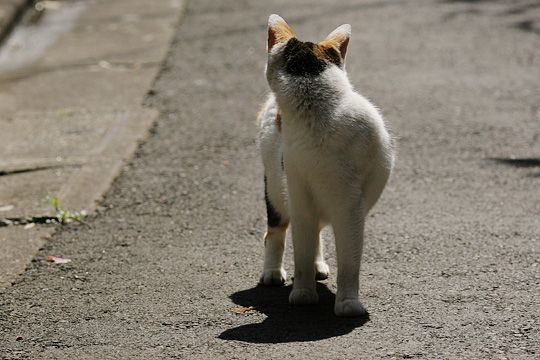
top-left (1, 0), bottom-right (539, 358)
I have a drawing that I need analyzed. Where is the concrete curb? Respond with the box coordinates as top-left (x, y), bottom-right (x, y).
top-left (0, 0), bottom-right (185, 287)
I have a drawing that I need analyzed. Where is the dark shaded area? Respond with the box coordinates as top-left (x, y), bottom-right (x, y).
top-left (504, 2), bottom-right (540, 16)
top-left (0, 216), bottom-right (56, 227)
top-left (489, 157), bottom-right (540, 177)
top-left (264, 176), bottom-right (282, 227)
top-left (514, 19), bottom-right (540, 35)
top-left (441, 0), bottom-right (540, 35)
top-left (283, 39), bottom-right (327, 76)
top-left (219, 283), bottom-right (368, 343)
top-left (0, 164), bottom-right (73, 177)
top-left (0, 0), bottom-right (33, 46)
top-left (489, 157), bottom-right (540, 168)
top-left (443, 0), bottom-right (540, 13)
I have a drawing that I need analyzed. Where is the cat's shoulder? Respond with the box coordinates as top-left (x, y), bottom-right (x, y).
top-left (339, 90), bottom-right (383, 122)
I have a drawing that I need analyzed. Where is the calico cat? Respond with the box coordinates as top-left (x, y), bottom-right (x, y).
top-left (258, 15), bottom-right (394, 317)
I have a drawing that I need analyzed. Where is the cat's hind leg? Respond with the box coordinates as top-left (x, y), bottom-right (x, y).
top-left (315, 235), bottom-right (330, 280)
top-left (261, 174), bottom-right (289, 286)
top-left (259, 96), bottom-right (289, 285)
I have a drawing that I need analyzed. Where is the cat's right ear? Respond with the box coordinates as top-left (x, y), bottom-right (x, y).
top-left (320, 24), bottom-right (351, 60)
top-left (268, 14), bottom-right (294, 52)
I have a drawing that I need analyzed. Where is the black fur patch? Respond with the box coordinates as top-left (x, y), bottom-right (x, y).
top-left (264, 176), bottom-right (282, 228)
top-left (283, 38), bottom-right (326, 76)
top-left (321, 46), bottom-right (341, 67)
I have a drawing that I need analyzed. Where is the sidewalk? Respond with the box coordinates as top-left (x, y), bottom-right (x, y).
top-left (0, 0), bottom-right (539, 358)
top-left (0, 0), bottom-right (184, 287)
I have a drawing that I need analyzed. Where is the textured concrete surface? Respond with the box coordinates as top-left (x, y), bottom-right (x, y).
top-left (0, 0), bottom-right (539, 358)
top-left (0, 0), bottom-right (181, 287)
top-left (0, 0), bottom-right (30, 44)
top-left (0, 226), bottom-right (54, 289)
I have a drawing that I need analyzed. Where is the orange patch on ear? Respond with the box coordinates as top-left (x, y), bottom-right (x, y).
top-left (313, 43), bottom-right (342, 65)
top-left (319, 24), bottom-right (351, 59)
top-left (275, 108), bottom-right (282, 132)
top-left (268, 15), bottom-right (294, 51)
top-left (319, 37), bottom-right (348, 59)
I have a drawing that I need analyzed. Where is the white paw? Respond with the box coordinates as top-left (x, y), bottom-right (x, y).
top-left (334, 298), bottom-right (367, 317)
top-left (289, 287), bottom-right (319, 305)
top-left (260, 268), bottom-right (287, 286)
top-left (315, 262), bottom-right (330, 280)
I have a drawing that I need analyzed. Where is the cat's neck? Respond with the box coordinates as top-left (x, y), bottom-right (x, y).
top-left (274, 67), bottom-right (351, 118)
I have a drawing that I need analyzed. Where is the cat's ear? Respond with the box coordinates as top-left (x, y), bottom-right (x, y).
top-left (320, 24), bottom-right (351, 60)
top-left (268, 14), bottom-right (294, 52)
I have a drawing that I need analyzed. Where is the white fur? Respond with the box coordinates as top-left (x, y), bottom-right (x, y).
top-left (258, 22), bottom-right (394, 317)
top-left (268, 14), bottom-right (286, 29)
top-left (328, 24), bottom-right (351, 39)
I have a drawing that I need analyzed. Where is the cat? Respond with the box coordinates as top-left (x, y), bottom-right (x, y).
top-left (258, 14), bottom-right (395, 317)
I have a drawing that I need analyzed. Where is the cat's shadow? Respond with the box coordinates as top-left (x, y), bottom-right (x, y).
top-left (218, 282), bottom-right (369, 343)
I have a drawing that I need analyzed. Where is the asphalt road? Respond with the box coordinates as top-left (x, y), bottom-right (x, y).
top-left (1, 0), bottom-right (539, 359)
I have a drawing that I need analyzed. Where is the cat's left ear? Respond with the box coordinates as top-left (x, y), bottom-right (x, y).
top-left (268, 14), bottom-right (294, 52)
top-left (320, 24), bottom-right (351, 60)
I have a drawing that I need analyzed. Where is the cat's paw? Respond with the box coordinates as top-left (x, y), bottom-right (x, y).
top-left (260, 268), bottom-right (287, 286)
top-left (315, 261), bottom-right (330, 280)
top-left (334, 298), bottom-right (367, 317)
top-left (289, 288), bottom-right (319, 305)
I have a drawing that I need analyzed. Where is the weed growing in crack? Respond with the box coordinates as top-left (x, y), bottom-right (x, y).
top-left (46, 196), bottom-right (87, 225)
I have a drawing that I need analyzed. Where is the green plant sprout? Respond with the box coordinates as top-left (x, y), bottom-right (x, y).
top-left (46, 196), bottom-right (87, 225)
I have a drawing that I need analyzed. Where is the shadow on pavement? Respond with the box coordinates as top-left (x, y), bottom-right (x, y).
top-left (514, 20), bottom-right (540, 35)
top-left (441, 0), bottom-right (540, 36)
top-left (489, 157), bottom-right (540, 168)
top-left (219, 283), bottom-right (369, 343)
top-left (489, 157), bottom-right (540, 177)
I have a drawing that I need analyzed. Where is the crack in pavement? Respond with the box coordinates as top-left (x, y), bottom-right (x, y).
top-left (0, 163), bottom-right (81, 177)
top-left (0, 215), bottom-right (56, 227)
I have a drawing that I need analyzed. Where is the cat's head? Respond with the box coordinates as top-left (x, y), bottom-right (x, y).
top-left (265, 14), bottom-right (351, 94)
